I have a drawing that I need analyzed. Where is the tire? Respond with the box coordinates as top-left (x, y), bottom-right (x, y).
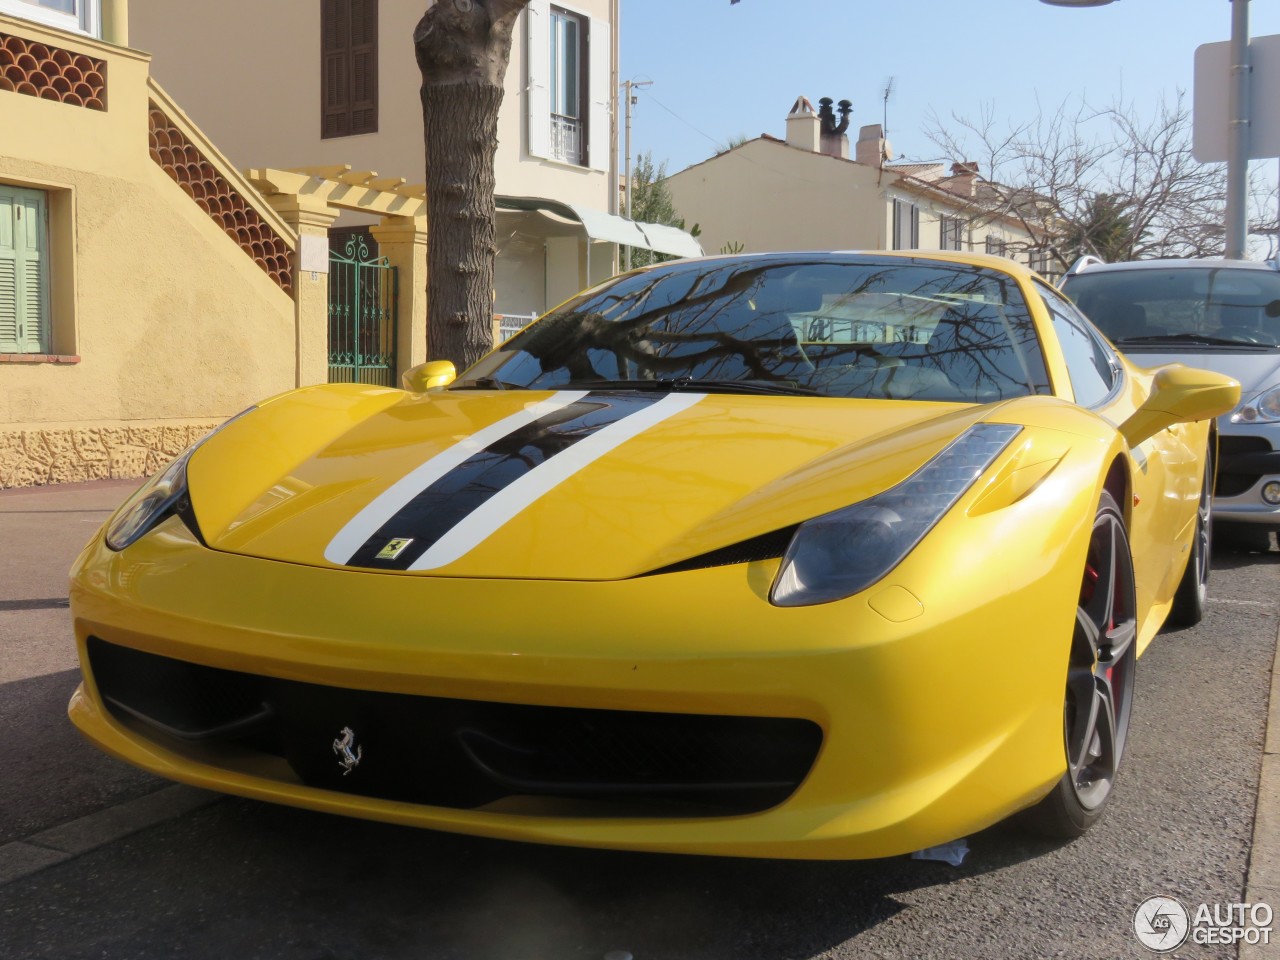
top-left (1024, 490), bottom-right (1137, 839)
top-left (1169, 452), bottom-right (1213, 628)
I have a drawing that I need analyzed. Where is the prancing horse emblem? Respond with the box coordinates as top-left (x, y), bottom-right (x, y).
top-left (332, 726), bottom-right (363, 775)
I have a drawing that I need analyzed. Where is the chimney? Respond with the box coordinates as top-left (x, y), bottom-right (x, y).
top-left (785, 96), bottom-right (820, 152)
top-left (855, 124), bottom-right (893, 167)
top-left (949, 161), bottom-right (980, 197)
top-left (817, 97), bottom-right (852, 159)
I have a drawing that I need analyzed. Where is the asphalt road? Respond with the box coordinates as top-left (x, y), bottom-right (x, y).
top-left (0, 480), bottom-right (1275, 960)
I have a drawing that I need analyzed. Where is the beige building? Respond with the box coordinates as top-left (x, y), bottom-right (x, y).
top-left (0, 0), bottom-right (698, 489)
top-left (666, 96), bottom-right (1046, 273)
top-left (128, 0), bottom-right (699, 327)
top-left (0, 0), bottom-right (308, 487)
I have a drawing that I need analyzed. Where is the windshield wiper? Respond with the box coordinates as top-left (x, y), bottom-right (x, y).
top-left (1114, 333), bottom-right (1278, 348)
top-left (564, 377), bottom-right (822, 397)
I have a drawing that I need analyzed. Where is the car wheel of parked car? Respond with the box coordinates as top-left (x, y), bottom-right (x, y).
top-left (1026, 491), bottom-right (1137, 838)
top-left (1169, 451), bottom-right (1213, 627)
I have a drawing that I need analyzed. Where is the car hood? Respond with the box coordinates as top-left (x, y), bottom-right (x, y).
top-left (1122, 348), bottom-right (1280, 399)
top-left (186, 385), bottom-right (997, 580)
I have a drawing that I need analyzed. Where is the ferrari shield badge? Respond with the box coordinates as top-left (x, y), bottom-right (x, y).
top-left (375, 538), bottom-right (414, 561)
top-left (332, 726), bottom-right (363, 775)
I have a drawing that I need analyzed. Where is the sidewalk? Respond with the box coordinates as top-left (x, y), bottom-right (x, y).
top-left (1242, 621), bottom-right (1280, 959)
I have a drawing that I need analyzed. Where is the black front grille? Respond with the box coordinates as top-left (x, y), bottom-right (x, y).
top-left (1217, 435), bottom-right (1273, 497)
top-left (87, 638), bottom-right (822, 815)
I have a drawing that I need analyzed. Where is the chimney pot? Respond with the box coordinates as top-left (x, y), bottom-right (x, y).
top-left (785, 95), bottom-right (821, 152)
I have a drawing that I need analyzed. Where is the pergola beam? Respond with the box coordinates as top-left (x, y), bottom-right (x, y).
top-left (247, 167), bottom-right (425, 218)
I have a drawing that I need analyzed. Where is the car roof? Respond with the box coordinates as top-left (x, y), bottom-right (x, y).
top-left (1064, 257), bottom-right (1280, 277)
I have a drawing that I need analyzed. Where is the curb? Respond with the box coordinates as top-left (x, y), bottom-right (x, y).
top-left (0, 785), bottom-right (220, 887)
top-left (1240, 620), bottom-right (1280, 960)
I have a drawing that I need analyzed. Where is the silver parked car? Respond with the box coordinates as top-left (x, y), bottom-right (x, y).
top-left (1061, 258), bottom-right (1280, 529)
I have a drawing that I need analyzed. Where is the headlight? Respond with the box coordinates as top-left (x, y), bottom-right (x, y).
top-left (104, 407), bottom-right (255, 551)
top-left (1230, 385), bottom-right (1280, 423)
top-left (770, 423), bottom-right (1022, 607)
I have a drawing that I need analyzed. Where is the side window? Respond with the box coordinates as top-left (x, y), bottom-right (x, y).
top-left (0, 184), bottom-right (49, 355)
top-left (321, 0), bottom-right (378, 139)
top-left (1038, 282), bottom-right (1117, 407)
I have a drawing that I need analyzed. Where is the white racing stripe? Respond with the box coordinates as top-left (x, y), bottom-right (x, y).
top-left (408, 392), bottom-right (706, 570)
top-left (324, 391), bottom-right (590, 565)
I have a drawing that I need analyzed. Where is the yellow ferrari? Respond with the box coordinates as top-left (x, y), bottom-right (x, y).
top-left (68, 251), bottom-right (1239, 859)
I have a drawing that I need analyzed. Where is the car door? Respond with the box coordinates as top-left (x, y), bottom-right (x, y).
top-left (1036, 282), bottom-right (1199, 610)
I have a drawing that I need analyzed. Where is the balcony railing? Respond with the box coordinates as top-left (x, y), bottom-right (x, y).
top-left (549, 113), bottom-right (581, 165)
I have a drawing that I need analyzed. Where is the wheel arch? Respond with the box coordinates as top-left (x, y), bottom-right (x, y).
top-left (1102, 455), bottom-right (1132, 530)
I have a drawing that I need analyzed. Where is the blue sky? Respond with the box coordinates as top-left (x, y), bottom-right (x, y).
top-left (620, 0), bottom-right (1280, 178)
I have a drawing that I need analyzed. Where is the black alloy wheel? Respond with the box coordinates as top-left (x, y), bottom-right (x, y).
top-left (1025, 490), bottom-right (1137, 837)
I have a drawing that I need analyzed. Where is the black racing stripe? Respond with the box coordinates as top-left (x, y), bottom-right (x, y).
top-left (347, 392), bottom-right (665, 570)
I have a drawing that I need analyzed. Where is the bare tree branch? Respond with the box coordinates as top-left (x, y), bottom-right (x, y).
top-left (923, 92), bottom-right (1264, 267)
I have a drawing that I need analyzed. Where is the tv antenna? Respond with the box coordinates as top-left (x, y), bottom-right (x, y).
top-left (882, 77), bottom-right (895, 137)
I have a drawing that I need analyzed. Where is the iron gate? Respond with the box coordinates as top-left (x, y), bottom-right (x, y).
top-left (328, 233), bottom-right (397, 386)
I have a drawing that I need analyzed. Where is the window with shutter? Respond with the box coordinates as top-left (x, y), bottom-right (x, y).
top-left (0, 185), bottom-right (49, 355)
top-left (940, 216), bottom-right (964, 251)
top-left (548, 6), bottom-right (586, 165)
top-left (321, 0), bottom-right (378, 140)
top-left (892, 199), bottom-right (919, 250)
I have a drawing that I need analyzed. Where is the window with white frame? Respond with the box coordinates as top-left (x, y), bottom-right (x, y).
top-left (985, 235), bottom-right (1008, 258)
top-left (940, 216), bottom-right (964, 251)
top-left (0, 0), bottom-right (99, 36)
top-left (526, 0), bottom-right (610, 172)
top-left (892, 199), bottom-right (919, 250)
top-left (0, 184), bottom-right (50, 355)
top-left (548, 7), bottom-right (583, 164)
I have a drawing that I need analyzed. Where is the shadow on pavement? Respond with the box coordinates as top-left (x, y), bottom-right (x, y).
top-left (0, 669), bottom-right (164, 845)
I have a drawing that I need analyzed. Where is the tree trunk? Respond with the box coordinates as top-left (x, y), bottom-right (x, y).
top-left (415, 0), bottom-right (530, 371)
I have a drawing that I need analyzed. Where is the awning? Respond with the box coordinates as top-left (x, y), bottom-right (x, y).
top-left (496, 196), bottom-right (703, 259)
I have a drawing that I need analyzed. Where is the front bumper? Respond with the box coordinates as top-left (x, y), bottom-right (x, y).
top-left (68, 514), bottom-right (1080, 860)
top-left (1215, 422), bottom-right (1280, 524)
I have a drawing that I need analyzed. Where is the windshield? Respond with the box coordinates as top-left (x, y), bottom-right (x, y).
top-left (456, 256), bottom-right (1052, 403)
top-left (1062, 266), bottom-right (1280, 348)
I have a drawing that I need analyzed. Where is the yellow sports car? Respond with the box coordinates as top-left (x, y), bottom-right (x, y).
top-left (68, 251), bottom-right (1238, 859)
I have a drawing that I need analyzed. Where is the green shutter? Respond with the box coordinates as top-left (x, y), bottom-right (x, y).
top-left (0, 185), bottom-right (48, 354)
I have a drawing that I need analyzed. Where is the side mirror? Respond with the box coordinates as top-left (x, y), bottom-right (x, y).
top-left (402, 360), bottom-right (457, 393)
top-left (1120, 364), bottom-right (1240, 447)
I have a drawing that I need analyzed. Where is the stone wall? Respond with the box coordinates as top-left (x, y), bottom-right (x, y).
top-left (0, 421), bottom-right (221, 488)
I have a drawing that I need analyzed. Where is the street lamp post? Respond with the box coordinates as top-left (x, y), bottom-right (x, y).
top-left (620, 78), bottom-right (652, 272)
top-left (1040, 0), bottom-right (1252, 258)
